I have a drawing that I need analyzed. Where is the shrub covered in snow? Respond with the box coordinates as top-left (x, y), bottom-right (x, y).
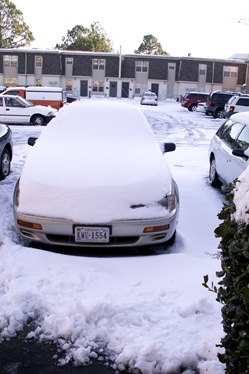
top-left (214, 175), bottom-right (249, 373)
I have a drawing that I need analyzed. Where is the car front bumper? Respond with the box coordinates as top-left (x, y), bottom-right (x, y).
top-left (13, 208), bottom-right (179, 248)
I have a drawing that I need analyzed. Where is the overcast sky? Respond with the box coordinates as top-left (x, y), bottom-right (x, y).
top-left (13, 0), bottom-right (249, 59)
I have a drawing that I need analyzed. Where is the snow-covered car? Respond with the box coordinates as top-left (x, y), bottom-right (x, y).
top-left (0, 124), bottom-right (13, 180)
top-left (13, 100), bottom-right (179, 248)
top-left (140, 92), bottom-right (158, 106)
top-left (0, 94), bottom-right (57, 125)
top-left (209, 112), bottom-right (249, 188)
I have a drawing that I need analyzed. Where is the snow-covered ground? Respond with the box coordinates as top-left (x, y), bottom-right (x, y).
top-left (0, 98), bottom-right (227, 373)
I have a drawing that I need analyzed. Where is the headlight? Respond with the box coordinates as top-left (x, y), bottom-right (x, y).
top-left (159, 194), bottom-right (176, 211)
top-left (13, 179), bottom-right (20, 207)
top-left (159, 180), bottom-right (178, 212)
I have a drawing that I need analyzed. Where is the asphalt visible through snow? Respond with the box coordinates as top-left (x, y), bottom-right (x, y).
top-left (0, 328), bottom-right (131, 374)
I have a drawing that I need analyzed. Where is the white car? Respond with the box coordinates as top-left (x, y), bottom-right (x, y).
top-left (209, 112), bottom-right (249, 188)
top-left (140, 92), bottom-right (158, 106)
top-left (0, 94), bottom-right (57, 125)
top-left (13, 100), bottom-right (179, 248)
top-left (196, 102), bottom-right (206, 113)
top-left (224, 95), bottom-right (249, 118)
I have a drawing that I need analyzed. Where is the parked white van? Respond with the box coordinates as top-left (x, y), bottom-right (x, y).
top-left (2, 86), bottom-right (67, 110)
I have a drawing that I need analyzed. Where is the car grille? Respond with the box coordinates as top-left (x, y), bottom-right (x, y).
top-left (46, 234), bottom-right (140, 246)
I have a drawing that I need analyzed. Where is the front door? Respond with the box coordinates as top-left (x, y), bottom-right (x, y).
top-left (110, 82), bottom-right (117, 97)
top-left (80, 80), bottom-right (88, 97)
top-left (151, 83), bottom-right (159, 96)
top-left (121, 82), bottom-right (129, 98)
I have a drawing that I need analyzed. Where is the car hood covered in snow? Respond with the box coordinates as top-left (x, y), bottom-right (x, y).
top-left (17, 100), bottom-right (173, 222)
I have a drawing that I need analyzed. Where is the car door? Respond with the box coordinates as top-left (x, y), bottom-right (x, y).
top-left (219, 122), bottom-right (247, 184)
top-left (3, 97), bottom-right (30, 124)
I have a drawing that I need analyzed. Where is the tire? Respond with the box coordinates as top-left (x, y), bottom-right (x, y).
top-left (0, 148), bottom-right (11, 180)
top-left (209, 157), bottom-right (222, 188)
top-left (31, 115), bottom-right (45, 126)
top-left (190, 104), bottom-right (197, 112)
top-left (214, 109), bottom-right (225, 119)
top-left (166, 231), bottom-right (176, 245)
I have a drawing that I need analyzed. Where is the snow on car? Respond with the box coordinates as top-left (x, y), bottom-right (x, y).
top-left (13, 100), bottom-right (179, 248)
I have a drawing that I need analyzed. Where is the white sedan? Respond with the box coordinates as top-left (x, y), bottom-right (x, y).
top-left (13, 100), bottom-right (179, 248)
top-left (0, 94), bottom-right (57, 125)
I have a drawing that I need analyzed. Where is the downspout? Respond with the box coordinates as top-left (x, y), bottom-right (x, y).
top-left (119, 46), bottom-right (122, 79)
top-left (212, 60), bottom-right (215, 91)
top-left (25, 51), bottom-right (27, 86)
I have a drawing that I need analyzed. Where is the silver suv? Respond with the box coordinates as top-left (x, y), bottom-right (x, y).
top-left (224, 95), bottom-right (249, 118)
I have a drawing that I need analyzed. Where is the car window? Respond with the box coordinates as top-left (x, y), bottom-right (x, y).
top-left (198, 94), bottom-right (208, 100)
top-left (221, 122), bottom-right (245, 148)
top-left (0, 98), bottom-right (3, 107)
top-left (5, 97), bottom-right (23, 107)
top-left (235, 125), bottom-right (249, 150)
top-left (216, 119), bottom-right (233, 138)
top-left (237, 98), bottom-right (249, 107)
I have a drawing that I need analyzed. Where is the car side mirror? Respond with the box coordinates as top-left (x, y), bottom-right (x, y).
top-left (232, 148), bottom-right (248, 160)
top-left (161, 142), bottom-right (176, 153)
top-left (28, 137), bottom-right (38, 146)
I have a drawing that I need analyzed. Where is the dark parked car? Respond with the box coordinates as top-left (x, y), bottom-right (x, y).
top-left (0, 124), bottom-right (13, 180)
top-left (205, 91), bottom-right (239, 118)
top-left (181, 92), bottom-right (209, 112)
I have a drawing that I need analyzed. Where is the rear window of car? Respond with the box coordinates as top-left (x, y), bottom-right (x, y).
top-left (184, 93), bottom-right (198, 99)
top-left (211, 93), bottom-right (233, 104)
top-left (144, 93), bottom-right (156, 97)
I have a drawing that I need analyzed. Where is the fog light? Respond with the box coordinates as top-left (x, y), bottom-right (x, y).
top-left (17, 220), bottom-right (42, 230)
top-left (143, 224), bottom-right (169, 233)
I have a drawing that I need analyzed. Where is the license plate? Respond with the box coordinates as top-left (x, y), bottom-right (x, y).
top-left (74, 226), bottom-right (110, 243)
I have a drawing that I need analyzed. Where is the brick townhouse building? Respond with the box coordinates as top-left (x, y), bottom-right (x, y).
top-left (0, 48), bottom-right (248, 100)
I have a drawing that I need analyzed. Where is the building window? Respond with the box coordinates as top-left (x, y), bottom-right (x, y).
top-left (199, 69), bottom-right (206, 75)
top-left (66, 57), bottom-right (73, 65)
top-left (136, 61), bottom-right (148, 73)
top-left (35, 55), bottom-right (43, 68)
top-left (135, 88), bottom-right (141, 95)
top-left (92, 81), bottom-right (104, 92)
top-left (66, 79), bottom-right (72, 90)
top-left (3, 77), bottom-right (18, 86)
top-left (223, 66), bottom-right (238, 78)
top-left (92, 59), bottom-right (105, 70)
top-left (3, 55), bottom-right (18, 67)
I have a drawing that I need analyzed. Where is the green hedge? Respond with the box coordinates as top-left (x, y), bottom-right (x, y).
top-left (204, 183), bottom-right (249, 373)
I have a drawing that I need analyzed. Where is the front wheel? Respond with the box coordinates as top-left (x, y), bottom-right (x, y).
top-left (209, 157), bottom-right (222, 188)
top-left (0, 148), bottom-right (11, 180)
top-left (31, 115), bottom-right (45, 126)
